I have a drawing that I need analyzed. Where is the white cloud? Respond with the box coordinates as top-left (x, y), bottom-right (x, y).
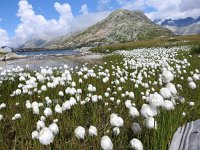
top-left (117, 0), bottom-right (145, 10)
top-left (10, 0), bottom-right (110, 47)
top-left (71, 11), bottom-right (110, 33)
top-left (0, 27), bottom-right (9, 47)
top-left (12, 0), bottom-right (74, 46)
top-left (97, 0), bottom-right (112, 11)
top-left (145, 0), bottom-right (181, 19)
top-left (80, 4), bottom-right (89, 14)
top-left (179, 0), bottom-right (200, 11)
top-left (145, 0), bottom-right (200, 19)
top-left (115, 0), bottom-right (200, 20)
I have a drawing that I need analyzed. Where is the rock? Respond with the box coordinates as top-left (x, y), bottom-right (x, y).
top-left (169, 119), bottom-right (200, 150)
top-left (0, 46), bottom-right (12, 54)
top-left (0, 52), bottom-right (25, 61)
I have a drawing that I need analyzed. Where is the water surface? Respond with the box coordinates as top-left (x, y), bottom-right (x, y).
top-left (16, 49), bottom-right (78, 56)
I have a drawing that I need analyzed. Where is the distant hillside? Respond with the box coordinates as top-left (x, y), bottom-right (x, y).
top-left (45, 9), bottom-right (173, 49)
top-left (17, 39), bottom-right (47, 50)
top-left (165, 23), bottom-right (200, 35)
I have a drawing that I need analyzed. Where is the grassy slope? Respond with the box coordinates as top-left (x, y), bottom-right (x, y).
top-left (90, 34), bottom-right (200, 53)
top-left (0, 48), bottom-right (199, 149)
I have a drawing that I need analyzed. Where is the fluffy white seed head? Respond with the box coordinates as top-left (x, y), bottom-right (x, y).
top-left (130, 138), bottom-right (143, 150)
top-left (0, 114), bottom-right (3, 121)
top-left (110, 113), bottom-right (124, 127)
top-left (74, 126), bottom-right (85, 140)
top-left (141, 104), bottom-right (157, 118)
top-left (12, 113), bottom-right (21, 120)
top-left (160, 88), bottom-right (172, 99)
top-left (112, 127), bottom-right (120, 136)
top-left (39, 127), bottom-right (54, 145)
top-left (162, 70), bottom-right (174, 83)
top-left (88, 126), bottom-right (97, 136)
top-left (129, 107), bottom-right (140, 118)
top-left (32, 130), bottom-right (39, 140)
top-left (145, 117), bottom-right (157, 129)
top-left (101, 136), bottom-right (113, 150)
top-left (163, 100), bottom-right (175, 111)
top-left (44, 108), bottom-right (52, 117)
top-left (188, 82), bottom-right (197, 89)
top-left (55, 104), bottom-right (62, 114)
top-left (49, 123), bottom-right (59, 135)
top-left (148, 93), bottom-right (164, 108)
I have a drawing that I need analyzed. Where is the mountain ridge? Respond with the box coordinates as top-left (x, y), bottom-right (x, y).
top-left (154, 16), bottom-right (200, 27)
top-left (154, 16), bottom-right (200, 35)
top-left (44, 9), bottom-right (173, 49)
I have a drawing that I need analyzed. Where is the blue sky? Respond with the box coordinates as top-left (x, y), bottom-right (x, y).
top-left (0, 0), bottom-right (118, 37)
top-left (0, 0), bottom-right (199, 47)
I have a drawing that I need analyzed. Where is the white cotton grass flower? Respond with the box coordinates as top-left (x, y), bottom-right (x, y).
top-left (62, 101), bottom-right (71, 110)
top-left (58, 91), bottom-right (64, 97)
top-left (39, 127), bottom-right (54, 145)
top-left (129, 107), bottom-right (140, 118)
top-left (74, 126), bottom-right (85, 140)
top-left (0, 103), bottom-right (6, 109)
top-left (125, 100), bottom-right (132, 108)
top-left (25, 101), bottom-right (32, 109)
top-left (55, 104), bottom-right (62, 114)
top-left (0, 114), bottom-right (3, 121)
top-left (188, 82), bottom-right (197, 89)
top-left (187, 77), bottom-right (193, 82)
top-left (101, 136), bottom-right (113, 150)
top-left (141, 104), bottom-right (157, 118)
top-left (163, 100), bottom-right (175, 111)
top-left (44, 108), bottom-right (52, 117)
top-left (166, 83), bottom-right (177, 95)
top-left (49, 123), bottom-right (59, 135)
top-left (88, 126), bottom-right (97, 136)
top-left (160, 88), bottom-right (172, 99)
top-left (193, 73), bottom-right (200, 81)
top-left (189, 102), bottom-right (195, 106)
top-left (129, 92), bottom-right (135, 99)
top-left (52, 118), bottom-right (58, 123)
top-left (32, 105), bottom-right (40, 115)
top-left (112, 127), bottom-right (120, 136)
top-left (12, 113), bottom-right (21, 120)
top-left (148, 93), bottom-right (164, 108)
top-left (130, 138), bottom-right (143, 150)
top-left (15, 89), bottom-right (22, 95)
top-left (162, 70), bottom-right (174, 83)
top-left (32, 102), bottom-right (39, 115)
top-left (88, 84), bottom-right (96, 92)
top-left (41, 85), bottom-right (47, 91)
top-left (110, 113), bottom-right (124, 127)
top-left (131, 123), bottom-right (142, 134)
top-left (32, 130), bottom-right (39, 140)
top-left (37, 120), bottom-right (45, 130)
top-left (182, 112), bottom-right (186, 116)
top-left (104, 92), bottom-right (109, 97)
top-left (145, 117), bottom-right (157, 129)
top-left (40, 116), bottom-right (46, 121)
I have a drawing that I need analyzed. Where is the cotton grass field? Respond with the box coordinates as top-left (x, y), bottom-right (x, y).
top-left (0, 46), bottom-right (200, 150)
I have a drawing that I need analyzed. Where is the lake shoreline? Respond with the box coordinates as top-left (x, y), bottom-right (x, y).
top-left (0, 47), bottom-right (106, 69)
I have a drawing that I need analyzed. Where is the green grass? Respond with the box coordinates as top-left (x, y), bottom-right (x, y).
top-left (0, 48), bottom-right (199, 150)
top-left (90, 34), bottom-right (200, 53)
top-left (190, 44), bottom-right (200, 54)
